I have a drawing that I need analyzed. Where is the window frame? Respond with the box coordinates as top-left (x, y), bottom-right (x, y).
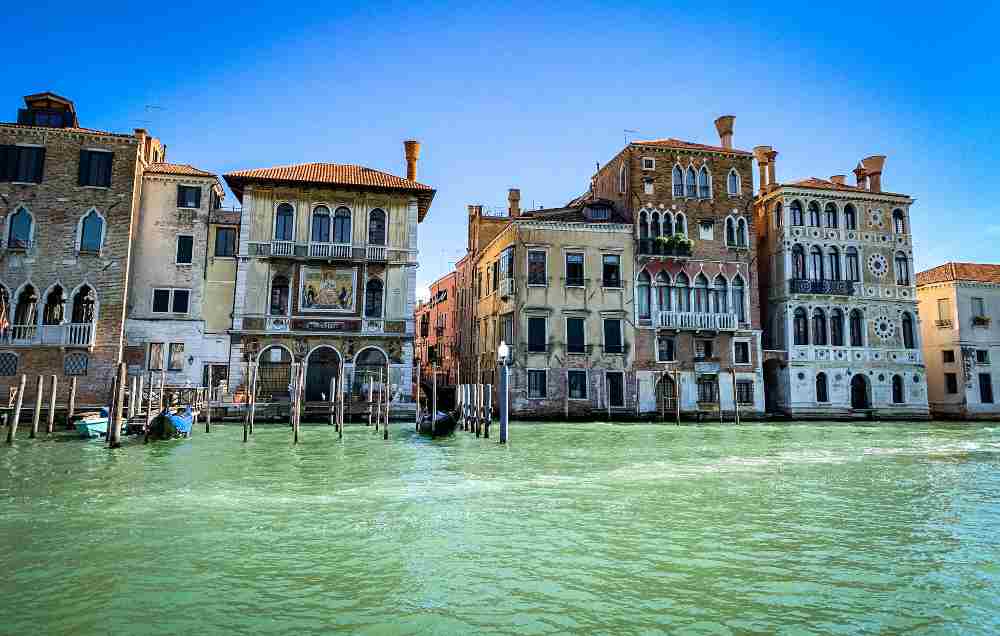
top-left (945, 372), bottom-right (958, 394)
top-left (527, 369), bottom-right (547, 399)
top-left (565, 316), bottom-right (586, 354)
top-left (527, 316), bottom-right (547, 353)
top-left (565, 252), bottom-right (585, 288)
top-left (176, 184), bottom-right (202, 209)
top-left (733, 339), bottom-right (751, 365)
top-left (151, 288), bottom-right (191, 315)
top-left (601, 253), bottom-right (622, 289)
top-left (273, 202), bottom-right (295, 242)
top-left (527, 249), bottom-right (547, 286)
top-left (168, 343), bottom-right (185, 371)
top-left (979, 373), bottom-right (994, 404)
top-left (942, 349), bottom-right (955, 364)
top-left (148, 342), bottom-right (164, 371)
top-left (727, 168), bottom-right (740, 197)
top-left (175, 234), bottom-right (194, 265)
top-left (76, 208), bottom-right (106, 255)
top-left (602, 318), bottom-right (624, 354)
top-left (656, 334), bottom-right (676, 363)
top-left (641, 157), bottom-right (655, 171)
top-left (214, 227), bottom-right (237, 257)
top-left (78, 149), bottom-right (113, 188)
top-left (567, 369), bottom-right (589, 400)
top-left (0, 144), bottom-right (45, 184)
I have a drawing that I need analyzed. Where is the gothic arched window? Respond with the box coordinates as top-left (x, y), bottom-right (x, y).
top-left (365, 278), bottom-right (384, 318)
top-left (794, 308), bottom-right (809, 345)
top-left (368, 209), bottom-right (387, 246)
top-left (274, 203), bottom-right (294, 241)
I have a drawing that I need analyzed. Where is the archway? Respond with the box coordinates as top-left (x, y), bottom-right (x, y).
top-left (353, 347), bottom-right (388, 397)
top-left (305, 346), bottom-right (341, 401)
top-left (656, 373), bottom-right (677, 414)
top-left (850, 374), bottom-right (871, 409)
top-left (257, 345), bottom-right (293, 402)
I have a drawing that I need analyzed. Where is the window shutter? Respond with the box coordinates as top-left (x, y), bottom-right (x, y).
top-left (78, 150), bottom-right (90, 185)
top-left (177, 185), bottom-right (184, 207)
top-left (31, 147), bottom-right (45, 183)
top-left (193, 187), bottom-right (201, 209)
top-left (101, 153), bottom-right (113, 187)
top-left (0, 146), bottom-right (13, 182)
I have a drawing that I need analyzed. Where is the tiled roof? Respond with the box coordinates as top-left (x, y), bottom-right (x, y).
top-left (0, 122), bottom-right (132, 138)
top-left (917, 262), bottom-right (1000, 286)
top-left (632, 138), bottom-right (752, 156)
top-left (146, 162), bottom-right (215, 177)
top-left (782, 177), bottom-right (908, 198)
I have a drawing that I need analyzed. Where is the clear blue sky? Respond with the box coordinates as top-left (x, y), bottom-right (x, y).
top-left (5, 1), bottom-right (998, 297)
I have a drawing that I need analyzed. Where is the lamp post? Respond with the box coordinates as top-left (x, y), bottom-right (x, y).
top-left (497, 341), bottom-right (510, 444)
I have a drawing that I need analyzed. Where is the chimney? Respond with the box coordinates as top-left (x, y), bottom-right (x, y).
top-left (508, 188), bottom-right (521, 218)
top-left (765, 150), bottom-right (778, 190)
top-left (853, 165), bottom-right (868, 189)
top-left (830, 175), bottom-right (846, 185)
top-left (860, 155), bottom-right (885, 193)
top-left (714, 115), bottom-right (735, 149)
top-left (752, 146), bottom-right (772, 195)
top-left (404, 139), bottom-right (420, 182)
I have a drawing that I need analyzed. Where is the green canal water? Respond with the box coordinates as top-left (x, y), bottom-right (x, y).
top-left (2, 422), bottom-right (999, 635)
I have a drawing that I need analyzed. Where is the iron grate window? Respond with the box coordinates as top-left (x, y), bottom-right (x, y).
top-left (527, 369), bottom-right (547, 399)
top-left (64, 352), bottom-right (88, 376)
top-left (0, 352), bottom-right (17, 376)
top-left (736, 380), bottom-right (754, 405)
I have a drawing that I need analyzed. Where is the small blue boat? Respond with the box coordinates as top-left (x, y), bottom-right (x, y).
top-left (149, 406), bottom-right (194, 440)
top-left (74, 408), bottom-right (112, 439)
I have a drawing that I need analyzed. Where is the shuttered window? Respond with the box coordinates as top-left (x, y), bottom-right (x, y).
top-left (79, 150), bottom-right (113, 187)
top-left (0, 145), bottom-right (45, 183)
top-left (177, 185), bottom-right (201, 208)
top-left (567, 317), bottom-right (585, 354)
top-left (176, 236), bottom-right (194, 264)
top-left (527, 317), bottom-right (546, 352)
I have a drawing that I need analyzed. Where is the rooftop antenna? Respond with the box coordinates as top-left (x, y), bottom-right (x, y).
top-left (624, 129), bottom-right (639, 144)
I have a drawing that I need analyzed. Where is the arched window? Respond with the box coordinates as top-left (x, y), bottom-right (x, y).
top-left (774, 202), bottom-right (783, 228)
top-left (894, 251), bottom-right (910, 286)
top-left (790, 200), bottom-right (804, 226)
top-left (793, 308), bottom-right (809, 345)
top-left (42, 286), bottom-right (65, 325)
top-left (844, 204), bottom-right (857, 230)
top-left (830, 309), bottom-right (844, 346)
top-left (726, 218), bottom-right (736, 246)
top-left (333, 207), bottom-right (352, 244)
top-left (672, 165), bottom-right (684, 197)
top-left (311, 206), bottom-right (331, 243)
top-left (663, 213), bottom-right (673, 236)
top-left (675, 272), bottom-right (690, 312)
top-left (364, 278), bottom-right (384, 318)
top-left (8, 207), bottom-right (33, 249)
top-left (849, 309), bottom-right (864, 347)
top-left (809, 246), bottom-right (824, 281)
top-left (368, 209), bottom-right (387, 246)
top-left (892, 375), bottom-right (904, 404)
top-left (792, 245), bottom-right (807, 280)
top-left (902, 312), bottom-right (915, 349)
top-left (893, 209), bottom-right (906, 234)
top-left (824, 202), bottom-right (838, 228)
top-left (637, 271), bottom-right (651, 320)
top-left (655, 271), bottom-right (671, 313)
top-left (618, 162), bottom-right (627, 194)
top-left (698, 166), bottom-right (710, 199)
top-left (693, 274), bottom-right (709, 313)
top-left (827, 247), bottom-right (841, 281)
top-left (674, 213), bottom-right (686, 237)
top-left (732, 275), bottom-right (746, 323)
top-left (808, 201), bottom-right (821, 226)
top-left (727, 169), bottom-right (739, 196)
top-left (812, 309), bottom-right (828, 345)
top-left (650, 212), bottom-right (661, 238)
top-left (638, 211), bottom-right (649, 240)
top-left (269, 275), bottom-right (290, 315)
top-left (712, 275), bottom-right (728, 314)
top-left (737, 218), bottom-right (748, 247)
top-left (685, 167), bottom-right (697, 198)
top-left (79, 210), bottom-right (104, 253)
top-left (14, 285), bottom-right (38, 326)
top-left (274, 203), bottom-right (294, 241)
top-left (846, 247), bottom-right (860, 281)
top-left (816, 372), bottom-right (829, 402)
top-left (71, 285), bottom-right (96, 323)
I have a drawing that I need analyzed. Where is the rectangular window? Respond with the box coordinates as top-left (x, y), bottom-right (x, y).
top-left (641, 157), bottom-right (655, 170)
top-left (602, 254), bottom-right (621, 288)
top-left (568, 370), bottom-right (588, 400)
top-left (500, 314), bottom-right (514, 348)
top-left (527, 370), bottom-right (547, 399)
top-left (643, 178), bottom-right (654, 195)
top-left (607, 372), bottom-right (625, 407)
top-left (498, 246), bottom-right (514, 281)
top-left (565, 252), bottom-right (584, 287)
top-left (657, 335), bottom-right (675, 362)
top-left (527, 317), bottom-right (546, 353)
top-left (78, 150), bottom-right (113, 187)
top-left (177, 185), bottom-right (201, 209)
top-left (603, 319), bottom-right (623, 354)
top-left (979, 373), bottom-right (994, 404)
top-left (172, 290), bottom-right (190, 313)
top-left (0, 145), bottom-right (45, 183)
top-left (695, 339), bottom-right (714, 361)
top-left (945, 373), bottom-right (958, 394)
top-left (697, 378), bottom-right (718, 403)
top-left (491, 261), bottom-right (499, 292)
top-left (152, 288), bottom-right (190, 314)
top-left (972, 297), bottom-right (986, 317)
top-left (937, 298), bottom-right (951, 321)
top-left (527, 250), bottom-right (547, 285)
top-left (148, 343), bottom-right (164, 370)
top-left (736, 380), bottom-right (754, 405)
top-left (168, 343), bottom-right (185, 371)
top-left (976, 350), bottom-right (990, 365)
top-left (942, 350), bottom-right (955, 363)
top-left (734, 341), bottom-right (750, 364)
top-left (566, 317), bottom-right (585, 354)
top-left (176, 235), bottom-right (194, 264)
top-left (152, 289), bottom-right (171, 313)
top-left (214, 227), bottom-right (237, 257)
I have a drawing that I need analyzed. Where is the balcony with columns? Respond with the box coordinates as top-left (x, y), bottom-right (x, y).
top-left (657, 311), bottom-right (738, 331)
top-left (245, 241), bottom-right (408, 263)
top-left (5, 322), bottom-right (95, 347)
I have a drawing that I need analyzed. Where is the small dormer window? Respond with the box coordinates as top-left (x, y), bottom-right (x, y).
top-left (588, 206), bottom-right (611, 221)
top-left (642, 157), bottom-right (655, 170)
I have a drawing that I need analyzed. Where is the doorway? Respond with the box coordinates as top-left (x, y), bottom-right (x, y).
top-left (850, 374), bottom-right (871, 409)
top-left (306, 346), bottom-right (341, 401)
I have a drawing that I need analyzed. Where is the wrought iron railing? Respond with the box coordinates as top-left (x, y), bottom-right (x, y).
top-left (657, 311), bottom-right (737, 331)
top-left (789, 279), bottom-right (855, 296)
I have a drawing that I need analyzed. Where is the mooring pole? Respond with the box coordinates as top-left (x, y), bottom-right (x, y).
top-left (6, 374), bottom-right (26, 443)
top-left (135, 374), bottom-right (143, 428)
top-left (383, 362), bottom-right (390, 441)
top-left (564, 369), bottom-right (569, 420)
top-left (498, 363), bottom-right (508, 444)
top-left (127, 375), bottom-right (136, 420)
top-left (374, 369), bottom-right (382, 432)
top-left (732, 369), bottom-right (740, 426)
top-left (158, 370), bottom-right (165, 412)
top-left (293, 363), bottom-right (301, 445)
top-left (29, 374), bottom-right (43, 439)
top-left (483, 386), bottom-right (491, 439)
top-left (249, 362), bottom-right (258, 435)
top-left (47, 375), bottom-right (57, 434)
top-left (414, 361), bottom-right (421, 432)
top-left (67, 376), bottom-right (77, 430)
top-left (674, 368), bottom-right (681, 426)
top-left (719, 374), bottom-right (724, 425)
top-left (431, 363), bottom-right (438, 436)
top-left (109, 362), bottom-right (126, 448)
top-left (205, 367), bottom-right (213, 433)
top-left (329, 376), bottom-right (336, 427)
top-left (338, 364), bottom-right (345, 438)
top-left (367, 372), bottom-right (374, 427)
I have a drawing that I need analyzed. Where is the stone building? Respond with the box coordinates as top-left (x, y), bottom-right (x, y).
top-left (223, 141), bottom-right (434, 405)
top-left (916, 262), bottom-right (1000, 419)
top-left (414, 270), bottom-right (457, 386)
top-left (464, 190), bottom-right (636, 417)
top-left (590, 116), bottom-right (764, 418)
top-left (754, 152), bottom-right (928, 418)
top-left (0, 92), bottom-right (165, 405)
top-left (124, 163), bottom-right (228, 387)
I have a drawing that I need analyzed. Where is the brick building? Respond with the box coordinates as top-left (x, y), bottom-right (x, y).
top-left (591, 116), bottom-right (764, 417)
top-left (0, 92), bottom-right (165, 405)
top-left (414, 270), bottom-right (457, 386)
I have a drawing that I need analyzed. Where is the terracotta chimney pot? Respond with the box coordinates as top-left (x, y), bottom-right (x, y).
top-left (404, 140), bottom-right (420, 182)
top-left (714, 115), bottom-right (735, 149)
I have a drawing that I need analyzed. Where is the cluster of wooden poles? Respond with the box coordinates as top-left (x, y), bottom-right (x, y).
top-left (240, 361), bottom-right (392, 444)
top-left (656, 368), bottom-right (744, 425)
top-left (456, 382), bottom-right (494, 437)
top-left (4, 373), bottom-right (79, 444)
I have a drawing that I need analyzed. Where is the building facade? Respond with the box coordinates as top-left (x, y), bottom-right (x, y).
top-left (591, 116), bottom-right (764, 418)
top-left (223, 141), bottom-right (433, 405)
top-left (0, 92), bottom-right (164, 405)
top-left (754, 152), bottom-right (929, 418)
top-left (414, 270), bottom-right (457, 386)
top-left (916, 263), bottom-right (1000, 419)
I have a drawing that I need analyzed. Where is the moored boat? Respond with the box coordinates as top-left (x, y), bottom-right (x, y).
top-left (74, 408), bottom-right (112, 439)
top-left (418, 410), bottom-right (456, 436)
top-left (148, 406), bottom-right (195, 440)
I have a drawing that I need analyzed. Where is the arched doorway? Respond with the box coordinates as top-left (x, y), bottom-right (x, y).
top-left (656, 373), bottom-right (677, 414)
top-left (850, 374), bottom-right (871, 409)
top-left (257, 346), bottom-right (293, 402)
top-left (305, 346), bottom-right (341, 401)
top-left (353, 347), bottom-right (388, 397)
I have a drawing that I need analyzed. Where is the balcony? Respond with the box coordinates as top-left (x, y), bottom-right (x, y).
top-left (637, 238), bottom-right (692, 258)
top-left (6, 322), bottom-right (94, 347)
top-left (366, 245), bottom-right (387, 261)
top-left (499, 277), bottom-right (516, 298)
top-left (363, 318), bottom-right (385, 333)
top-left (309, 242), bottom-right (352, 259)
top-left (789, 279), bottom-right (856, 296)
top-left (657, 311), bottom-right (737, 331)
top-left (271, 240), bottom-right (295, 257)
top-left (266, 317), bottom-right (290, 331)
top-left (246, 241), bottom-right (400, 263)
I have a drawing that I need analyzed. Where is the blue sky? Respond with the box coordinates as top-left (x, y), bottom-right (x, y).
top-left (4, 1), bottom-right (998, 297)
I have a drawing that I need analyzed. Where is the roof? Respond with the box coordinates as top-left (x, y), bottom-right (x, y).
top-left (632, 138), bottom-right (752, 156)
top-left (917, 262), bottom-right (1000, 286)
top-left (780, 177), bottom-right (908, 198)
top-left (224, 162), bottom-right (435, 220)
top-left (146, 162), bottom-right (215, 177)
top-left (521, 198), bottom-right (628, 224)
top-left (0, 122), bottom-right (132, 139)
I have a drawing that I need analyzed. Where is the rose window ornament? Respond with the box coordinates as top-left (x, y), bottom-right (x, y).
top-left (867, 253), bottom-right (888, 278)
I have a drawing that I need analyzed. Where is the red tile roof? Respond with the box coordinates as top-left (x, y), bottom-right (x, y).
top-left (917, 262), bottom-right (1000, 286)
top-left (782, 177), bottom-right (908, 198)
top-left (632, 138), bottom-right (752, 156)
top-left (146, 162), bottom-right (215, 177)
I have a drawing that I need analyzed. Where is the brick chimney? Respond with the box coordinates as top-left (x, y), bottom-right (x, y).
top-left (752, 146), bottom-right (772, 194)
top-left (765, 150), bottom-right (778, 190)
top-left (860, 155), bottom-right (885, 193)
top-left (830, 175), bottom-right (846, 185)
top-left (853, 165), bottom-right (868, 189)
top-left (508, 188), bottom-right (521, 218)
top-left (714, 115), bottom-right (735, 149)
top-left (404, 139), bottom-right (420, 182)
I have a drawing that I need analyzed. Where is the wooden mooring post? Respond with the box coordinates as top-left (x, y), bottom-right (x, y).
top-left (109, 362), bottom-right (126, 448)
top-left (367, 372), bottom-right (374, 427)
top-left (46, 375), bottom-right (57, 434)
top-left (249, 362), bottom-right (258, 435)
top-left (328, 376), bottom-right (336, 427)
top-left (414, 361), bottom-right (421, 432)
top-left (67, 377), bottom-right (77, 430)
top-left (205, 367), bottom-right (213, 433)
top-left (382, 362), bottom-right (390, 441)
top-left (674, 368), bottom-right (681, 425)
top-left (6, 374), bottom-right (26, 443)
top-left (732, 368), bottom-right (740, 426)
top-left (374, 369), bottom-right (382, 433)
top-left (337, 364), bottom-right (344, 439)
top-left (30, 374), bottom-right (43, 439)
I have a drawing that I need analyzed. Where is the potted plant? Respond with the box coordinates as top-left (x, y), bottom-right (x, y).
top-left (654, 235), bottom-right (670, 255)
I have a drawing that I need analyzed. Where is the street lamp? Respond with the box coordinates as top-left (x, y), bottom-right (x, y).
top-left (497, 340), bottom-right (510, 443)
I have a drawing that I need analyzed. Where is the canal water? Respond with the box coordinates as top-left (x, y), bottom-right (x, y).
top-left (2, 422), bottom-right (999, 635)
